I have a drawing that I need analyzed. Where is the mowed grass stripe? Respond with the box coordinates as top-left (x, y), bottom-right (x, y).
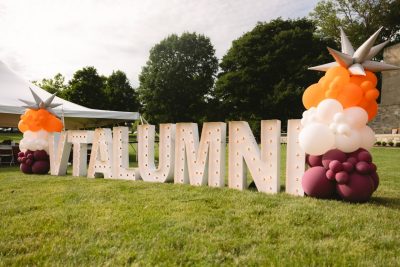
top-left (0, 147), bottom-right (399, 266)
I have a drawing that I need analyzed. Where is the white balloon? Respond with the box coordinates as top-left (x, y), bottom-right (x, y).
top-left (337, 123), bottom-right (351, 135)
top-left (316, 99), bottom-right (343, 123)
top-left (335, 130), bottom-right (361, 153)
top-left (19, 136), bottom-right (49, 152)
top-left (343, 107), bottom-right (368, 129)
top-left (329, 122), bottom-right (338, 133)
top-left (300, 99), bottom-right (374, 154)
top-left (36, 130), bottom-right (49, 140)
top-left (19, 139), bottom-right (27, 151)
top-left (299, 123), bottom-right (335, 155)
top-left (301, 107), bottom-right (318, 126)
top-left (309, 107), bottom-right (317, 113)
top-left (333, 112), bottom-right (347, 123)
top-left (23, 130), bottom-right (35, 139)
top-left (360, 126), bottom-right (376, 150)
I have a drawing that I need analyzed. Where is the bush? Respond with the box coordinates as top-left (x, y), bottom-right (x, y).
top-left (388, 141), bottom-right (394, 146)
top-left (395, 142), bottom-right (400, 147)
top-left (382, 141), bottom-right (387, 146)
top-left (375, 141), bottom-right (382, 146)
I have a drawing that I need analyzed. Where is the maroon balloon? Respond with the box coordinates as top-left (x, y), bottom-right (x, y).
top-left (20, 163), bottom-right (32, 174)
top-left (34, 150), bottom-right (48, 161)
top-left (18, 152), bottom-right (25, 157)
top-left (347, 148), bottom-right (367, 159)
top-left (370, 163), bottom-right (377, 173)
top-left (27, 154), bottom-right (33, 160)
top-left (31, 160), bottom-right (50, 174)
top-left (370, 172), bottom-right (379, 191)
top-left (322, 149), bottom-right (347, 169)
top-left (335, 171), bottom-right (349, 184)
top-left (25, 158), bottom-right (33, 166)
top-left (342, 162), bottom-right (354, 173)
top-left (346, 157), bottom-right (358, 166)
top-left (307, 155), bottom-right (323, 167)
top-left (337, 173), bottom-right (375, 202)
top-left (326, 169), bottom-right (335, 180)
top-left (357, 151), bottom-right (372, 163)
top-left (355, 161), bottom-right (372, 174)
top-left (329, 160), bottom-right (343, 173)
top-left (302, 166), bottom-right (336, 199)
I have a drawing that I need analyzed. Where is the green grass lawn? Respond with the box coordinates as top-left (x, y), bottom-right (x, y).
top-left (0, 132), bottom-right (22, 142)
top-left (0, 147), bottom-right (399, 266)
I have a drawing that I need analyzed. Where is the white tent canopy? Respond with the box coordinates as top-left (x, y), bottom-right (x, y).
top-left (0, 61), bottom-right (139, 129)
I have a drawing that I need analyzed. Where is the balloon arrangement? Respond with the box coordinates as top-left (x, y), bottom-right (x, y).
top-left (17, 89), bottom-right (63, 174)
top-left (299, 27), bottom-right (399, 202)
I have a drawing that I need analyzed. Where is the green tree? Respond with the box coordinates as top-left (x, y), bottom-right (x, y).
top-left (32, 73), bottom-right (67, 96)
top-left (310, 0), bottom-right (400, 48)
top-left (138, 32), bottom-right (218, 124)
top-left (63, 67), bottom-right (106, 109)
top-left (213, 18), bottom-right (334, 125)
top-left (104, 70), bottom-right (139, 111)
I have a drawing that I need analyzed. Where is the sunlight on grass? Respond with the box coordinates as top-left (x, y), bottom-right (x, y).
top-left (0, 147), bottom-right (399, 265)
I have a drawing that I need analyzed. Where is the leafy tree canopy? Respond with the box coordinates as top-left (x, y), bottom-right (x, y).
top-left (32, 73), bottom-right (67, 96)
top-left (104, 70), bottom-right (139, 112)
top-left (213, 18), bottom-right (334, 124)
top-left (310, 0), bottom-right (400, 48)
top-left (63, 67), bottom-right (106, 109)
top-left (138, 32), bottom-right (218, 124)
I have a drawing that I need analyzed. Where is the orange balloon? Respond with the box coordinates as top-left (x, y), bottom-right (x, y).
top-left (318, 76), bottom-right (330, 90)
top-left (45, 116), bottom-right (63, 132)
top-left (303, 84), bottom-right (325, 109)
top-left (349, 76), bottom-right (364, 86)
top-left (365, 101), bottom-right (378, 121)
top-left (365, 89), bottom-right (380, 101)
top-left (301, 67), bottom-right (379, 121)
top-left (325, 66), bottom-right (350, 82)
top-left (18, 120), bottom-right (29, 132)
top-left (18, 108), bottom-right (64, 132)
top-left (328, 77), bottom-right (342, 92)
top-left (336, 83), bottom-right (363, 108)
top-left (360, 81), bottom-right (374, 92)
top-left (325, 89), bottom-right (339, 98)
top-left (364, 71), bottom-right (378, 87)
top-left (358, 98), bottom-right (369, 109)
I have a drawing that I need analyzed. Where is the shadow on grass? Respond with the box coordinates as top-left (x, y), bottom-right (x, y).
top-left (369, 196), bottom-right (400, 210)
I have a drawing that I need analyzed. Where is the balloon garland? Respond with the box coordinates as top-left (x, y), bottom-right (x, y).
top-left (17, 89), bottom-right (63, 174)
top-left (299, 27), bottom-right (399, 202)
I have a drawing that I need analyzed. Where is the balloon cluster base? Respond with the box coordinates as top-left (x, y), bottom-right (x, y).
top-left (302, 149), bottom-right (378, 203)
top-left (17, 150), bottom-right (50, 175)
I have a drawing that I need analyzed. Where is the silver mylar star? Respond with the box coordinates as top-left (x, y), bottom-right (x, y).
top-left (19, 88), bottom-right (62, 117)
top-left (309, 27), bottom-right (400, 75)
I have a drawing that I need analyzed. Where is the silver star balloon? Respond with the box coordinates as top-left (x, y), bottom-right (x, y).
top-left (19, 88), bottom-right (62, 117)
top-left (309, 27), bottom-right (400, 75)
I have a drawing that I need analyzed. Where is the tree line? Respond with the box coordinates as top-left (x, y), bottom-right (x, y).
top-left (33, 68), bottom-right (140, 112)
top-left (34, 0), bottom-right (400, 128)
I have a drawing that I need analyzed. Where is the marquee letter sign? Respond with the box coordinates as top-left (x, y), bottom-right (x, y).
top-left (68, 130), bottom-right (94, 177)
top-left (47, 121), bottom-right (307, 196)
top-left (87, 128), bottom-right (113, 178)
top-left (49, 131), bottom-right (71, 176)
top-left (138, 124), bottom-right (175, 183)
top-left (228, 120), bottom-right (281, 193)
top-left (285, 120), bottom-right (305, 196)
top-left (174, 122), bottom-right (226, 187)
top-left (113, 127), bottom-right (140, 180)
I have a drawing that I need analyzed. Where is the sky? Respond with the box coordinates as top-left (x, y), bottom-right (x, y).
top-left (0, 0), bottom-right (319, 86)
